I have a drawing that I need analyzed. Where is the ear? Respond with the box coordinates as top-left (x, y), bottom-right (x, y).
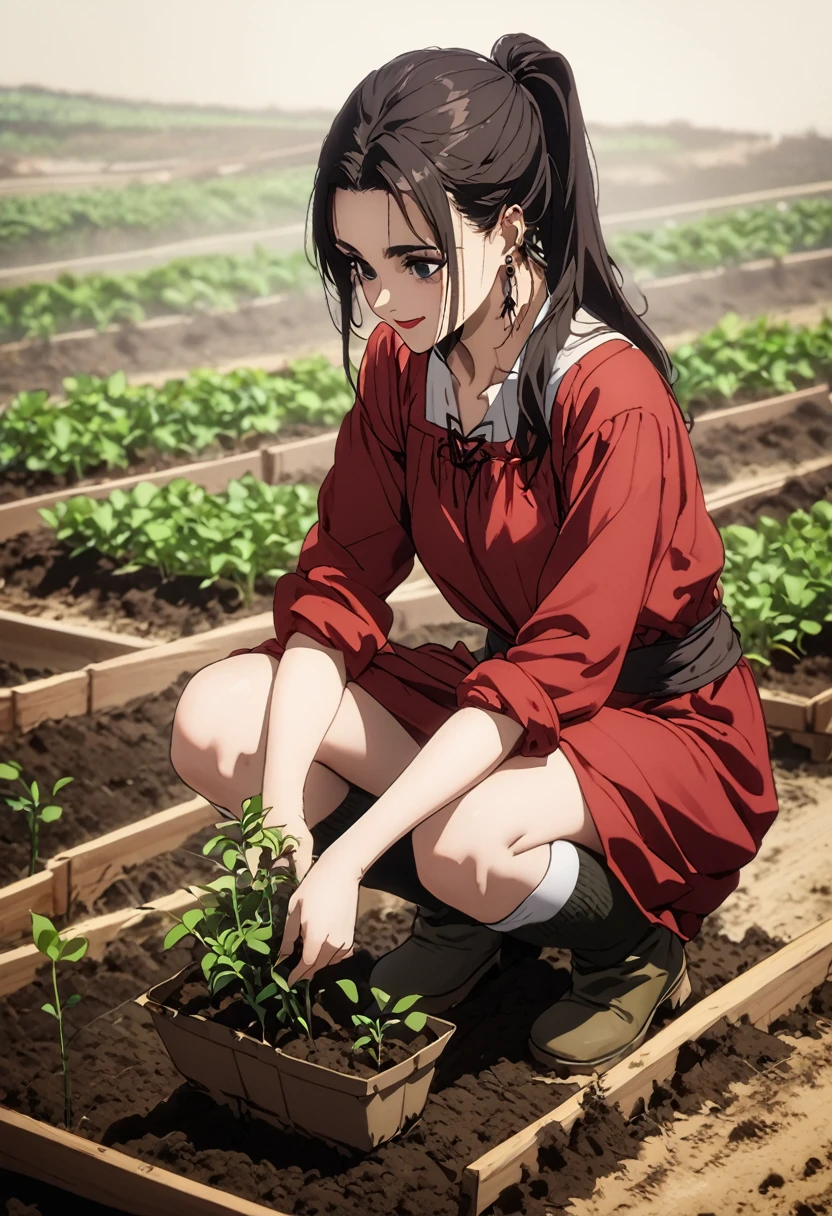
top-left (501, 204), bottom-right (526, 254)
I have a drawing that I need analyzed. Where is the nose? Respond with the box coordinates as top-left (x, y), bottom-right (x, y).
top-left (375, 287), bottom-right (391, 308)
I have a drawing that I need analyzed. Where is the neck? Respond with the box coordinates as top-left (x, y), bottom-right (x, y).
top-left (451, 255), bottom-right (549, 393)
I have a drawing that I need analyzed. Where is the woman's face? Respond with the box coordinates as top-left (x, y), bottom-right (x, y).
top-left (332, 187), bottom-right (508, 353)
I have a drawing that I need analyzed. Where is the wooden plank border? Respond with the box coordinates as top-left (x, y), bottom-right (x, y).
top-left (0, 608), bottom-right (152, 669)
top-left (0, 887), bottom-right (199, 999)
top-left (0, 1106), bottom-right (287, 1216)
top-left (0, 796), bottom-right (214, 946)
top-left (462, 913), bottom-right (832, 1215)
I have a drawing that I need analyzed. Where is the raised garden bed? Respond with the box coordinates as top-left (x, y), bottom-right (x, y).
top-left (713, 463), bottom-right (832, 761)
top-left (0, 895), bottom-right (828, 1215)
top-left (0, 673), bottom-right (195, 888)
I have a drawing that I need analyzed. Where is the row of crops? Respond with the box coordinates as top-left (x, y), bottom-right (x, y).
top-left (0, 357), bottom-right (354, 479)
top-left (0, 167), bottom-right (315, 248)
top-left (29, 469), bottom-right (832, 667)
top-left (2, 312), bottom-right (829, 485)
top-left (2, 198), bottom-right (830, 343)
top-left (0, 248), bottom-right (317, 341)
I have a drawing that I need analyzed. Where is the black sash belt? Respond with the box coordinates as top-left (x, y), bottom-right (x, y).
top-left (478, 603), bottom-right (743, 699)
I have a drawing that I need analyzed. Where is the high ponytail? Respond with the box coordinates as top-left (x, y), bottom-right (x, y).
top-left (491, 33), bottom-right (681, 475)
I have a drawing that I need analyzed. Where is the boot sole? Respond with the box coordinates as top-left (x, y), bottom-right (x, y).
top-left (528, 957), bottom-right (693, 1074)
top-left (389, 948), bottom-right (502, 1015)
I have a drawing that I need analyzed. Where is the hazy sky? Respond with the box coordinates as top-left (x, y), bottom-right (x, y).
top-left (2, 0), bottom-right (830, 137)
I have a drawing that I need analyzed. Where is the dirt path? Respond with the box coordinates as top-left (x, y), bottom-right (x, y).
top-left (563, 1024), bottom-right (832, 1216)
top-left (708, 763), bottom-right (832, 947)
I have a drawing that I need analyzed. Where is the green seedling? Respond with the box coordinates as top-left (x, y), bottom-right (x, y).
top-left (335, 980), bottom-right (428, 1070)
top-left (30, 911), bottom-right (88, 1130)
top-left (0, 760), bottom-right (73, 876)
top-left (162, 794), bottom-right (300, 1039)
top-left (262, 966), bottom-right (316, 1044)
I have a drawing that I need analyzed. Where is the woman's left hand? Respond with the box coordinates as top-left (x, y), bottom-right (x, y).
top-left (278, 847), bottom-right (362, 986)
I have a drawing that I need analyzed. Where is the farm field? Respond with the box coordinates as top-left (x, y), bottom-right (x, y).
top-left (0, 104), bottom-right (831, 1216)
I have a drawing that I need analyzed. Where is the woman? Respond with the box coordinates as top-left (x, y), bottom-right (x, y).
top-left (170, 34), bottom-right (779, 1073)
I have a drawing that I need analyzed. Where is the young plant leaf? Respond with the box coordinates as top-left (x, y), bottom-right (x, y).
top-left (65, 993), bottom-right (82, 1009)
top-left (391, 994), bottom-right (423, 1014)
top-left (335, 978), bottom-right (359, 1004)
top-left (41, 1002), bottom-right (58, 1018)
top-left (58, 937), bottom-right (88, 963)
top-left (404, 1011), bottom-right (428, 1032)
top-left (370, 987), bottom-right (391, 1011)
top-left (30, 911), bottom-right (59, 955)
top-left (39, 805), bottom-right (63, 823)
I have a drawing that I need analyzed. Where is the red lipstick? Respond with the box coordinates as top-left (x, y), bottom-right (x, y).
top-left (397, 316), bottom-right (424, 329)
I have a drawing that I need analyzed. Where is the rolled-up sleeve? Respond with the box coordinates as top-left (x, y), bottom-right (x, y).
top-left (455, 407), bottom-right (666, 757)
top-left (271, 326), bottom-right (415, 681)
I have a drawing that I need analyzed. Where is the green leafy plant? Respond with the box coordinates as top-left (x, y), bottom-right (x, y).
top-left (609, 199), bottom-right (832, 279)
top-left (30, 911), bottom-right (88, 1129)
top-left (335, 980), bottom-right (427, 1069)
top-left (672, 312), bottom-right (832, 411)
top-left (0, 761), bottom-right (73, 876)
top-left (39, 474), bottom-right (318, 605)
top-left (0, 247), bottom-right (319, 342)
top-left (0, 168), bottom-right (315, 253)
top-left (162, 794), bottom-right (300, 1039)
top-left (720, 498), bottom-right (832, 665)
top-left (1, 355), bottom-right (351, 479)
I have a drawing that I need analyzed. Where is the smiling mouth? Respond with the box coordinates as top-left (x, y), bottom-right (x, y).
top-left (396, 316), bottom-right (425, 329)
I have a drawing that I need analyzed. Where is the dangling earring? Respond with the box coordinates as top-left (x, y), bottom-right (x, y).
top-left (500, 252), bottom-right (517, 323)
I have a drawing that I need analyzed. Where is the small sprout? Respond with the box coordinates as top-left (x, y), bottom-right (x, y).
top-left (335, 980), bottom-right (427, 1069)
top-left (1, 761), bottom-right (73, 876)
top-left (31, 911), bottom-right (88, 1130)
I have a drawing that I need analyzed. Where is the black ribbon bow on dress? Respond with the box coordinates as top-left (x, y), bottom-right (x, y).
top-left (438, 412), bottom-right (493, 473)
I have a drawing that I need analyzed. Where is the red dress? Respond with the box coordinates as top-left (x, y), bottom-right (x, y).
top-left (241, 323), bottom-right (779, 942)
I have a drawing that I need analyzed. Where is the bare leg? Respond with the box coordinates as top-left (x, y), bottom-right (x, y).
top-left (170, 651), bottom-right (420, 829)
top-left (171, 651), bottom-right (602, 923)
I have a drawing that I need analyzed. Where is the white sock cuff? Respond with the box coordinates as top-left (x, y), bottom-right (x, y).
top-left (484, 840), bottom-right (581, 933)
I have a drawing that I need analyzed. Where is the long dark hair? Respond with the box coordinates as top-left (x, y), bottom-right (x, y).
top-left (310, 33), bottom-right (683, 476)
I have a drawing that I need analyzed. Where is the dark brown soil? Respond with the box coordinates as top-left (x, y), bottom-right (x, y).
top-left (0, 674), bottom-right (192, 885)
top-left (0, 418), bottom-right (331, 505)
top-left (692, 394), bottom-right (832, 490)
top-left (0, 292), bottom-right (338, 402)
top-left (0, 658), bottom-right (53, 689)
top-left (0, 528), bottom-right (278, 642)
top-left (0, 901), bottom-right (785, 1216)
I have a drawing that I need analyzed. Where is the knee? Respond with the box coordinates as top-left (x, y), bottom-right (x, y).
top-left (170, 652), bottom-right (276, 789)
top-left (412, 795), bottom-right (495, 906)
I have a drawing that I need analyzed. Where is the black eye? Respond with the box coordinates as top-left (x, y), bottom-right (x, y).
top-left (406, 259), bottom-right (445, 279)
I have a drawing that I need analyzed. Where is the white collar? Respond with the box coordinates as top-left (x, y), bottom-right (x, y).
top-left (426, 301), bottom-right (633, 442)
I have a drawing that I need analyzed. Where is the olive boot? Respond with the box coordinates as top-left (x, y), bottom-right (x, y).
top-left (368, 904), bottom-right (503, 1014)
top-left (512, 845), bottom-right (692, 1073)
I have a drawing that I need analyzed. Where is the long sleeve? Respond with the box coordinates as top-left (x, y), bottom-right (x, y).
top-left (455, 406), bottom-right (667, 758)
top-left (271, 325), bottom-right (416, 681)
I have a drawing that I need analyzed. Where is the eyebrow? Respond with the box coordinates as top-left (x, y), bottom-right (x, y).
top-left (336, 240), bottom-right (441, 259)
